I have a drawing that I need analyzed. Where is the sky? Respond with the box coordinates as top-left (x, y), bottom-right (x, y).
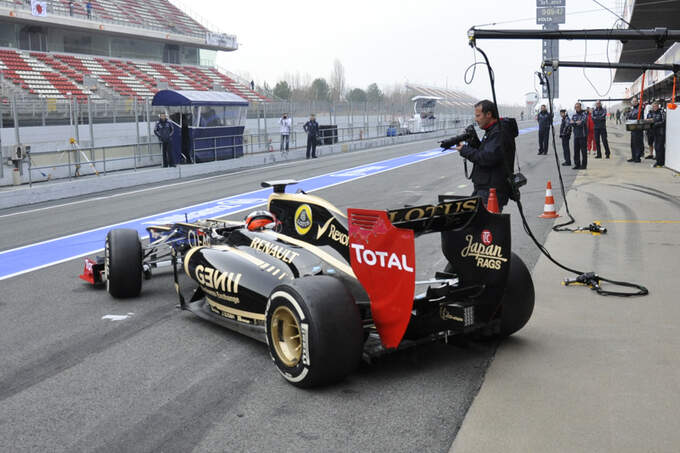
top-left (176, 0), bottom-right (628, 108)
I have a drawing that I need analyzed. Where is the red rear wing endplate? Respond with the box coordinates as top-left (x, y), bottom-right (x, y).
top-left (348, 209), bottom-right (415, 349)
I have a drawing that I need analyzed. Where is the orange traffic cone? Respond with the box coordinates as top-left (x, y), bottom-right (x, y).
top-left (487, 188), bottom-right (500, 214)
top-left (539, 181), bottom-right (560, 218)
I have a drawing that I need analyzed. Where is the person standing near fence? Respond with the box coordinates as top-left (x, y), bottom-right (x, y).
top-left (303, 114), bottom-right (319, 159)
top-left (279, 113), bottom-right (291, 153)
top-left (86, 0), bottom-right (92, 18)
top-left (154, 113), bottom-right (175, 168)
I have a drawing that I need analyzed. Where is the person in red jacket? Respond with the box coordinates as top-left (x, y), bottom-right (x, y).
top-left (586, 107), bottom-right (595, 153)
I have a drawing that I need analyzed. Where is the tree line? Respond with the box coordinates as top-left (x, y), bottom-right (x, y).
top-left (258, 59), bottom-right (411, 104)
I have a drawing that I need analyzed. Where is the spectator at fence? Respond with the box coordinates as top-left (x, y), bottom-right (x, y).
top-left (154, 113), bottom-right (175, 168)
top-left (86, 1), bottom-right (92, 18)
top-left (69, 1), bottom-right (74, 16)
top-left (303, 114), bottom-right (319, 159)
top-left (279, 113), bottom-right (291, 153)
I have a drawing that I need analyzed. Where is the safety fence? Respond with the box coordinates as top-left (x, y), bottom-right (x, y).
top-left (1, 96), bottom-right (524, 186)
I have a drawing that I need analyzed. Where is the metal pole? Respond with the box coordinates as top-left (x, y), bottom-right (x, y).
top-left (257, 102), bottom-right (261, 153)
top-left (12, 96), bottom-right (20, 148)
top-left (145, 98), bottom-right (151, 156)
top-left (74, 98), bottom-right (80, 145)
top-left (544, 60), bottom-right (680, 72)
top-left (263, 101), bottom-right (268, 147)
top-left (134, 98), bottom-right (140, 167)
top-left (87, 96), bottom-right (94, 161)
top-left (470, 27), bottom-right (680, 42)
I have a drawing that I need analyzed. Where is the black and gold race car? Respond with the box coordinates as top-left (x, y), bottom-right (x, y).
top-left (85, 180), bottom-right (534, 387)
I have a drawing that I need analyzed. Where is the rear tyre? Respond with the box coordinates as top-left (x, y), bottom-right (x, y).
top-left (496, 252), bottom-right (534, 337)
top-left (265, 276), bottom-right (363, 388)
top-left (445, 251), bottom-right (534, 338)
top-left (105, 229), bottom-right (143, 299)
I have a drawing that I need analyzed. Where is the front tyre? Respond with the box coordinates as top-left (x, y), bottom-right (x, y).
top-left (265, 276), bottom-right (363, 388)
top-left (105, 228), bottom-right (143, 299)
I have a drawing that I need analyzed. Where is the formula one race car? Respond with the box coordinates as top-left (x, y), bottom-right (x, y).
top-left (81, 180), bottom-right (534, 387)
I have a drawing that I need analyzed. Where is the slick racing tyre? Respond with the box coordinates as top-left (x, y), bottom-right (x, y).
top-left (105, 228), bottom-right (143, 299)
top-left (496, 252), bottom-right (535, 337)
top-left (445, 252), bottom-right (534, 338)
top-left (265, 276), bottom-right (363, 388)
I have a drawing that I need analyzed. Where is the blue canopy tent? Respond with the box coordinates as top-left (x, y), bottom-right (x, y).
top-left (152, 90), bottom-right (249, 163)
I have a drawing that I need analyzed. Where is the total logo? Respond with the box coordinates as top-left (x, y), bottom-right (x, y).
top-left (350, 243), bottom-right (414, 272)
top-left (294, 204), bottom-right (312, 236)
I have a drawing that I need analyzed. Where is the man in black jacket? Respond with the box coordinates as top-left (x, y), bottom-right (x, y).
top-left (558, 109), bottom-right (572, 166)
top-left (451, 99), bottom-right (516, 212)
top-left (627, 98), bottom-right (644, 162)
top-left (649, 101), bottom-right (666, 168)
top-left (592, 100), bottom-right (611, 158)
top-left (154, 113), bottom-right (175, 168)
top-left (570, 102), bottom-right (588, 170)
top-left (303, 114), bottom-right (319, 159)
top-left (536, 104), bottom-right (552, 155)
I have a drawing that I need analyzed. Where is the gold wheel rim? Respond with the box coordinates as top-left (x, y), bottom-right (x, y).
top-left (270, 305), bottom-right (302, 367)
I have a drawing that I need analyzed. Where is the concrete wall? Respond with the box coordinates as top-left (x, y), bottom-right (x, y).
top-left (0, 128), bottom-right (456, 209)
top-left (666, 107), bottom-right (680, 173)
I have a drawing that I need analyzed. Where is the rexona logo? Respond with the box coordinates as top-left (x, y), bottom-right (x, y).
top-left (195, 265), bottom-right (242, 293)
top-left (350, 243), bottom-right (414, 272)
top-left (461, 234), bottom-right (507, 270)
top-left (294, 204), bottom-right (312, 235)
top-left (316, 218), bottom-right (349, 246)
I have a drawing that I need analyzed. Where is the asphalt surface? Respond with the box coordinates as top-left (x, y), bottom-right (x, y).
top-left (0, 122), bottom-right (577, 452)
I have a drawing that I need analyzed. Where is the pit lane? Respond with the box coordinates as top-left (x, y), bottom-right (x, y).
top-left (0, 123), bottom-right (576, 452)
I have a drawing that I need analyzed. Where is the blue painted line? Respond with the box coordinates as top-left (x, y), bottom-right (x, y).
top-left (0, 125), bottom-right (543, 280)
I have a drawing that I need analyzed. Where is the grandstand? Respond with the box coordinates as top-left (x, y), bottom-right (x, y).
top-left (405, 83), bottom-right (477, 109)
top-left (0, 0), bottom-right (269, 103)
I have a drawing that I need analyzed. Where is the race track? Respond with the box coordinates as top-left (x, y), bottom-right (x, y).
top-left (0, 123), bottom-right (576, 452)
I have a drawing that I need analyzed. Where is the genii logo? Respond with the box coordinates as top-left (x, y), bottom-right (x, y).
top-left (294, 204), bottom-right (312, 236)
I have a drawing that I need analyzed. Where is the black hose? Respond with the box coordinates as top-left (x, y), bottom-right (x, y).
top-left (471, 44), bottom-right (648, 297)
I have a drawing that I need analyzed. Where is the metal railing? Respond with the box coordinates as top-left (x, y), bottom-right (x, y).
top-left (1, 96), bottom-right (525, 186)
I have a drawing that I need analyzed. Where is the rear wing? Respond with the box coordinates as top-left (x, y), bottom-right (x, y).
top-left (386, 195), bottom-right (481, 235)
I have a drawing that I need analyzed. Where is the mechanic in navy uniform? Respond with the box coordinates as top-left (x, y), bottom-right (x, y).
top-left (154, 112), bottom-right (175, 168)
top-left (558, 109), bottom-right (572, 166)
top-left (450, 99), bottom-right (516, 212)
top-left (536, 104), bottom-right (552, 155)
top-left (303, 114), bottom-right (319, 159)
top-left (649, 101), bottom-right (666, 168)
top-left (627, 97), bottom-right (645, 162)
top-left (592, 100), bottom-right (611, 159)
top-left (645, 108), bottom-right (656, 160)
top-left (570, 102), bottom-right (588, 170)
